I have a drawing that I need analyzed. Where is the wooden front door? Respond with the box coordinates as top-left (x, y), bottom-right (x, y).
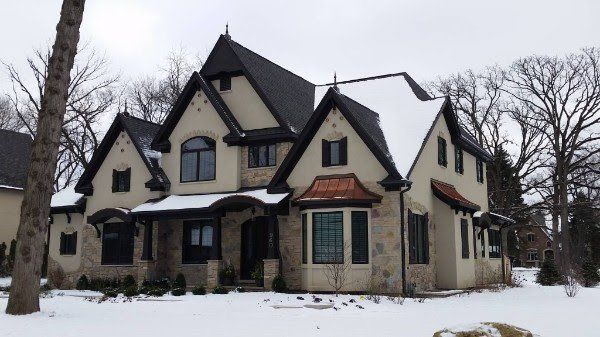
top-left (240, 217), bottom-right (268, 280)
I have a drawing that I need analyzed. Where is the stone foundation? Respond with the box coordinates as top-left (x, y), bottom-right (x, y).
top-left (263, 259), bottom-right (280, 290)
top-left (207, 260), bottom-right (223, 288)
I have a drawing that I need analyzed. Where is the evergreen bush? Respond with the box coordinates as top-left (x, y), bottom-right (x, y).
top-left (173, 273), bottom-right (187, 289)
top-left (580, 258), bottom-right (600, 287)
top-left (171, 287), bottom-right (186, 296)
top-left (271, 275), bottom-right (288, 293)
top-left (192, 285), bottom-right (206, 295)
top-left (76, 274), bottom-right (90, 290)
top-left (102, 288), bottom-right (119, 298)
top-left (536, 259), bottom-right (562, 285)
top-left (122, 275), bottom-right (136, 288)
top-left (147, 288), bottom-right (167, 297)
top-left (212, 285), bottom-right (229, 294)
top-left (123, 286), bottom-right (139, 297)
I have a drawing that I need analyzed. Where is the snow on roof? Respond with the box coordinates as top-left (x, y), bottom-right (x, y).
top-left (0, 185), bottom-right (23, 191)
top-left (132, 189), bottom-right (289, 213)
top-left (489, 212), bottom-right (516, 224)
top-left (51, 186), bottom-right (84, 208)
top-left (315, 75), bottom-right (446, 177)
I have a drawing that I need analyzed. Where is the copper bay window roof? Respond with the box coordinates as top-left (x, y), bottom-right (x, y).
top-left (431, 179), bottom-right (480, 213)
top-left (294, 173), bottom-right (383, 208)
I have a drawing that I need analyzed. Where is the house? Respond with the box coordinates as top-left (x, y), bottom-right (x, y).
top-left (48, 33), bottom-right (510, 292)
top-left (512, 213), bottom-right (554, 268)
top-left (0, 129), bottom-right (32, 246)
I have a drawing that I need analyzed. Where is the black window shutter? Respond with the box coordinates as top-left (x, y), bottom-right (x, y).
top-left (408, 209), bottom-right (415, 264)
top-left (112, 169), bottom-right (118, 192)
top-left (461, 219), bottom-right (469, 258)
top-left (351, 211), bottom-right (368, 264)
top-left (423, 212), bottom-right (429, 264)
top-left (301, 214), bottom-right (307, 264)
top-left (322, 139), bottom-right (330, 167)
top-left (72, 231), bottom-right (77, 254)
top-left (339, 137), bottom-right (348, 165)
top-left (124, 168), bottom-right (131, 192)
top-left (59, 232), bottom-right (66, 254)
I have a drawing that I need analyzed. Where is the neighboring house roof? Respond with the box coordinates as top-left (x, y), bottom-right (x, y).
top-left (270, 87), bottom-right (408, 191)
top-left (431, 179), bottom-right (480, 212)
top-left (0, 129), bottom-right (32, 190)
top-left (201, 35), bottom-right (316, 134)
top-left (75, 113), bottom-right (170, 195)
top-left (151, 72), bottom-right (244, 151)
top-left (293, 173), bottom-right (382, 207)
top-left (50, 186), bottom-right (85, 214)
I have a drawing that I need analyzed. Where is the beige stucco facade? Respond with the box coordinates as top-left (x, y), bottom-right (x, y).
top-left (0, 188), bottom-right (23, 245)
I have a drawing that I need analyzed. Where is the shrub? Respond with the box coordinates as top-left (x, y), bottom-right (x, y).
top-left (212, 285), bottom-right (229, 294)
top-left (579, 258), bottom-right (600, 287)
top-left (173, 273), bottom-right (187, 289)
top-left (151, 278), bottom-right (171, 290)
top-left (235, 286), bottom-right (246, 293)
top-left (89, 278), bottom-right (111, 292)
top-left (48, 265), bottom-right (66, 289)
top-left (138, 286), bottom-right (149, 295)
top-left (40, 283), bottom-right (53, 292)
top-left (109, 277), bottom-right (121, 289)
top-left (76, 274), bottom-right (90, 290)
top-left (219, 264), bottom-right (236, 285)
top-left (564, 272), bottom-right (580, 298)
top-left (147, 288), bottom-right (166, 297)
top-left (171, 287), bottom-right (186, 296)
top-left (537, 259), bottom-right (562, 286)
top-left (102, 288), bottom-right (119, 298)
top-left (192, 285), bottom-right (206, 295)
top-left (271, 275), bottom-right (288, 293)
top-left (123, 286), bottom-right (139, 297)
top-left (122, 275), bottom-right (136, 288)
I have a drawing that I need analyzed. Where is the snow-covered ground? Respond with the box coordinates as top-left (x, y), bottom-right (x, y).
top-left (0, 269), bottom-right (597, 337)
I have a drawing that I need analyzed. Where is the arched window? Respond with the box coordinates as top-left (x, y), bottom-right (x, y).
top-left (201, 225), bottom-right (213, 247)
top-left (181, 137), bottom-right (216, 182)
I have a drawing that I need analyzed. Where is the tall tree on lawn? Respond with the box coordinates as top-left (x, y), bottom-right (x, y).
top-left (6, 0), bottom-right (85, 315)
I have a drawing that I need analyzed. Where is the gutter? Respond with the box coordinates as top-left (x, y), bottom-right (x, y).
top-left (399, 181), bottom-right (413, 296)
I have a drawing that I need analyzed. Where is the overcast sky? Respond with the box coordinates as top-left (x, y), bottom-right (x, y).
top-left (1, 0), bottom-right (599, 93)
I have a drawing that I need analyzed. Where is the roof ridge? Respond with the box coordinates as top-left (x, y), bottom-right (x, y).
top-left (227, 37), bottom-right (315, 87)
top-left (0, 128), bottom-right (32, 138)
top-left (120, 113), bottom-right (162, 127)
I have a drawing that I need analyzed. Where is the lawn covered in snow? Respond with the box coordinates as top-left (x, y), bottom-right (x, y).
top-left (0, 269), bottom-right (597, 337)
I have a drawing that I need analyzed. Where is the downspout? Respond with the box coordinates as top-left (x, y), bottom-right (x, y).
top-left (399, 181), bottom-right (412, 296)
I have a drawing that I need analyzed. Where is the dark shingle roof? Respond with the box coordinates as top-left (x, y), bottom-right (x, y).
top-left (225, 38), bottom-right (316, 133)
top-left (0, 129), bottom-right (32, 189)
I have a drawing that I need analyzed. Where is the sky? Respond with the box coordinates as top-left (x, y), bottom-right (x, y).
top-left (1, 0), bottom-right (599, 93)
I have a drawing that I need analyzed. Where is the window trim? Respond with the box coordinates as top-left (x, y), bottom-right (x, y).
top-left (409, 210), bottom-right (429, 264)
top-left (527, 250), bottom-right (539, 262)
top-left (59, 231), bottom-right (77, 255)
top-left (476, 159), bottom-right (484, 183)
top-left (248, 144), bottom-right (277, 168)
top-left (527, 233), bottom-right (535, 242)
top-left (112, 168), bottom-right (131, 193)
top-left (455, 145), bottom-right (464, 174)
top-left (180, 136), bottom-right (216, 183)
top-left (438, 136), bottom-right (448, 167)
top-left (312, 211), bottom-right (344, 264)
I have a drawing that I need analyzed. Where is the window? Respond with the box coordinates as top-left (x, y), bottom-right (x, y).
top-left (182, 220), bottom-right (213, 264)
top-left (101, 223), bottom-right (134, 265)
top-left (489, 229), bottom-right (501, 258)
top-left (455, 146), bottom-right (464, 174)
top-left (527, 233), bottom-right (535, 242)
top-left (527, 250), bottom-right (539, 261)
top-left (476, 159), bottom-right (484, 183)
top-left (112, 168), bottom-right (130, 192)
top-left (461, 219), bottom-right (469, 259)
top-left (181, 137), bottom-right (216, 182)
top-left (59, 232), bottom-right (77, 255)
top-left (220, 75), bottom-right (231, 91)
top-left (351, 211), bottom-right (369, 264)
top-left (248, 144), bottom-right (276, 168)
top-left (480, 229), bottom-right (486, 258)
top-left (302, 214), bottom-right (307, 264)
top-left (322, 137), bottom-right (347, 167)
top-left (409, 211), bottom-right (429, 264)
top-left (438, 137), bottom-right (447, 167)
top-left (313, 212), bottom-right (343, 264)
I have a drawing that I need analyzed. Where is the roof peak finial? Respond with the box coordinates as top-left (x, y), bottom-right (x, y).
top-left (333, 72), bottom-right (339, 91)
top-left (123, 100), bottom-right (129, 116)
top-left (225, 22), bottom-right (231, 39)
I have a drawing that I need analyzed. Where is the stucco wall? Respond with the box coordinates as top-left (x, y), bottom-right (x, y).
top-left (48, 213), bottom-right (85, 273)
top-left (162, 90), bottom-right (241, 194)
top-left (211, 76), bottom-right (279, 130)
top-left (0, 188), bottom-right (23, 245)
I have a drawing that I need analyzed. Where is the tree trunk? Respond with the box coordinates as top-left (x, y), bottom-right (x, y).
top-left (559, 177), bottom-right (572, 272)
top-left (6, 0), bottom-right (85, 315)
top-left (551, 182), bottom-right (561, 269)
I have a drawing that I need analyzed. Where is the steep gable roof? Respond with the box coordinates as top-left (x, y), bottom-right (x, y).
top-left (201, 35), bottom-right (316, 134)
top-left (151, 72), bottom-right (243, 152)
top-left (75, 113), bottom-right (169, 195)
top-left (0, 129), bottom-right (32, 190)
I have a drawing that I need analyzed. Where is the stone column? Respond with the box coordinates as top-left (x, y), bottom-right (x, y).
top-left (266, 213), bottom-right (279, 259)
top-left (263, 259), bottom-right (280, 290)
top-left (207, 259), bottom-right (223, 289)
top-left (141, 221), bottom-right (153, 261)
top-left (137, 260), bottom-right (156, 284)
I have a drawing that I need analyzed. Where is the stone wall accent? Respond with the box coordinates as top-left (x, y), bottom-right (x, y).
top-left (474, 259), bottom-right (503, 285)
top-left (277, 206), bottom-right (302, 290)
top-left (263, 259), bottom-right (280, 290)
top-left (240, 142), bottom-right (292, 188)
top-left (403, 194), bottom-right (437, 291)
top-left (207, 260), bottom-right (223, 288)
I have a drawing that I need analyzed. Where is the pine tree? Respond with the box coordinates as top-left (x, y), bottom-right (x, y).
top-left (486, 146), bottom-right (526, 220)
top-left (536, 259), bottom-right (562, 286)
top-left (579, 258), bottom-right (600, 287)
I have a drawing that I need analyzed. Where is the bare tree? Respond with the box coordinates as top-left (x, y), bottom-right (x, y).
top-left (6, 0), bottom-right (86, 315)
top-left (322, 243), bottom-right (351, 296)
top-left (3, 44), bottom-right (118, 190)
top-left (125, 47), bottom-right (202, 123)
top-left (0, 96), bottom-right (24, 131)
top-left (504, 48), bottom-right (600, 271)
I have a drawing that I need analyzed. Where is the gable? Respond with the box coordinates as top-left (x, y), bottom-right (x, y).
top-left (210, 75), bottom-right (279, 130)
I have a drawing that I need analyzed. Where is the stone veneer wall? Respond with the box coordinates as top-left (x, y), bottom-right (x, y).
top-left (474, 259), bottom-right (503, 285)
top-left (403, 194), bottom-right (437, 291)
top-left (240, 142), bottom-right (292, 188)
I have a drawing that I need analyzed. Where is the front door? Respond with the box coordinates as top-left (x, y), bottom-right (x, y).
top-left (240, 217), bottom-right (268, 280)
